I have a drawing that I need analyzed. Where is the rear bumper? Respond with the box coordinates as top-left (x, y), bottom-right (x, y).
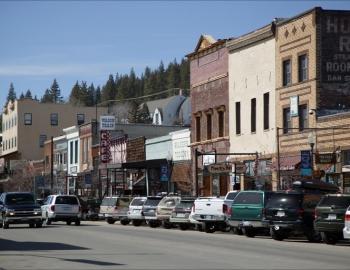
top-left (228, 220), bottom-right (264, 228)
top-left (169, 217), bottom-right (190, 224)
top-left (156, 214), bottom-right (171, 221)
top-left (192, 214), bottom-right (226, 222)
top-left (315, 221), bottom-right (344, 233)
top-left (49, 213), bottom-right (80, 221)
top-left (343, 226), bottom-right (350, 239)
top-left (262, 220), bottom-right (304, 232)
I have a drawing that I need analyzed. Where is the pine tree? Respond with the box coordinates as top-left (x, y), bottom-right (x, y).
top-left (49, 79), bottom-right (63, 103)
top-left (69, 81), bottom-right (81, 105)
top-left (180, 58), bottom-right (190, 94)
top-left (101, 74), bottom-right (116, 102)
top-left (41, 89), bottom-right (54, 103)
top-left (80, 81), bottom-right (89, 106)
top-left (87, 83), bottom-right (95, 106)
top-left (19, 92), bottom-right (25, 99)
top-left (156, 61), bottom-right (167, 98)
top-left (95, 86), bottom-right (101, 105)
top-left (166, 59), bottom-right (181, 92)
top-left (25, 89), bottom-right (33, 99)
top-left (6, 83), bottom-right (17, 104)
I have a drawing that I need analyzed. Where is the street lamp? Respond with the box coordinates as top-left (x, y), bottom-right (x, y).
top-left (308, 131), bottom-right (316, 175)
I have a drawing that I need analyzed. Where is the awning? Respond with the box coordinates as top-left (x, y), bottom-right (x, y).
top-left (278, 155), bottom-right (301, 171)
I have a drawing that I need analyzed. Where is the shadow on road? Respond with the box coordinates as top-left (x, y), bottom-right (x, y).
top-left (0, 238), bottom-right (90, 251)
top-left (62, 258), bottom-right (125, 266)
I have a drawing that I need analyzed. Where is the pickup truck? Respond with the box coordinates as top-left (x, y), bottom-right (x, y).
top-left (0, 192), bottom-right (43, 229)
top-left (191, 191), bottom-right (238, 233)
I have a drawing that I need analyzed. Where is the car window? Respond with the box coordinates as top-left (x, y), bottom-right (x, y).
top-left (144, 198), bottom-right (162, 206)
top-left (101, 198), bottom-right (117, 206)
top-left (55, 196), bottom-right (79, 205)
top-left (5, 193), bottom-right (35, 205)
top-left (318, 196), bottom-right (350, 208)
top-left (233, 192), bottom-right (262, 205)
top-left (131, 198), bottom-right (146, 206)
top-left (177, 201), bottom-right (194, 209)
top-left (117, 198), bottom-right (131, 207)
top-left (266, 193), bottom-right (302, 208)
top-left (226, 192), bottom-right (239, 200)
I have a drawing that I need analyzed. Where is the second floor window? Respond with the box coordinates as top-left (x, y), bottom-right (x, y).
top-left (299, 104), bottom-right (308, 131)
top-left (218, 110), bottom-right (224, 137)
top-left (283, 59), bottom-right (291, 86)
top-left (235, 102), bottom-right (241, 135)
top-left (251, 98), bottom-right (256, 133)
top-left (263, 92), bottom-right (270, 130)
top-left (77, 114), bottom-right (85, 126)
top-left (195, 116), bottom-right (201, 142)
top-left (206, 113), bottom-right (212, 140)
top-left (24, 113), bottom-right (32, 125)
top-left (283, 108), bottom-right (291, 134)
top-left (39, 134), bottom-right (47, 148)
top-left (50, 113), bottom-right (58, 126)
top-left (298, 54), bottom-right (308, 82)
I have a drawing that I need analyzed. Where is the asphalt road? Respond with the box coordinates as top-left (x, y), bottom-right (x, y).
top-left (0, 221), bottom-right (350, 270)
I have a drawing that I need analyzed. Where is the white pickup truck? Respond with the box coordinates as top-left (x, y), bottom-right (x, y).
top-left (192, 191), bottom-right (239, 233)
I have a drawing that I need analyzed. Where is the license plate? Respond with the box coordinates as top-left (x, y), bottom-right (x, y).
top-left (205, 215), bottom-right (212, 220)
top-left (177, 213), bottom-right (185, 218)
top-left (276, 211), bottom-right (285, 217)
top-left (328, 214), bottom-right (337, 220)
top-left (133, 209), bottom-right (140, 213)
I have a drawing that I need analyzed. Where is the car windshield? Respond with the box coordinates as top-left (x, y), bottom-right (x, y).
top-left (318, 196), bottom-right (350, 208)
top-left (55, 196), bottom-right (79, 205)
top-left (101, 198), bottom-right (117, 206)
top-left (266, 193), bottom-right (302, 208)
top-left (144, 198), bottom-right (162, 206)
top-left (131, 198), bottom-right (146, 206)
top-left (5, 194), bottom-right (35, 205)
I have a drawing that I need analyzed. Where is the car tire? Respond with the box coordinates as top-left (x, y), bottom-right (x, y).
top-left (179, 224), bottom-right (189, 231)
top-left (45, 213), bottom-right (52, 225)
top-left (2, 216), bottom-right (9, 229)
top-left (204, 223), bottom-right (215, 233)
top-left (107, 218), bottom-right (115, 225)
top-left (66, 220), bottom-right (72, 225)
top-left (270, 228), bottom-right (285, 241)
top-left (132, 220), bottom-right (142, 226)
top-left (321, 232), bottom-right (338, 245)
top-left (75, 219), bottom-right (81, 226)
top-left (305, 230), bottom-right (322, 243)
top-left (36, 222), bottom-right (43, 228)
top-left (120, 219), bottom-right (130, 226)
top-left (233, 227), bottom-right (243, 235)
top-left (149, 221), bottom-right (160, 228)
top-left (29, 223), bottom-right (35, 228)
top-left (163, 221), bottom-right (172, 229)
top-left (243, 227), bottom-right (256, 238)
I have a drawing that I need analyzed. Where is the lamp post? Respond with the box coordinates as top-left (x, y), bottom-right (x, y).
top-left (308, 131), bottom-right (316, 176)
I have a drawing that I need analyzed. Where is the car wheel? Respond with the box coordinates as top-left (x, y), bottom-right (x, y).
top-left (233, 227), bottom-right (243, 235)
top-left (120, 219), bottom-right (130, 226)
top-left (66, 220), bottom-right (72, 225)
top-left (163, 221), bottom-right (172, 229)
top-left (29, 223), bottom-right (35, 228)
top-left (179, 224), bottom-right (189, 231)
top-left (107, 218), bottom-right (115, 224)
top-left (45, 213), bottom-right (52, 225)
top-left (36, 222), bottom-right (43, 228)
top-left (132, 220), bottom-right (142, 226)
top-left (321, 232), bottom-right (338, 245)
top-left (75, 219), bottom-right (81, 226)
top-left (2, 216), bottom-right (9, 229)
top-left (243, 227), bottom-right (256, 238)
top-left (270, 228), bottom-right (285, 241)
top-left (305, 230), bottom-right (322, 243)
top-left (149, 221), bottom-right (160, 228)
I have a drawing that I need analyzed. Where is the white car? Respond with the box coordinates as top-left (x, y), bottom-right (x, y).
top-left (41, 195), bottom-right (81, 226)
top-left (127, 197), bottom-right (147, 226)
top-left (343, 206), bottom-right (350, 240)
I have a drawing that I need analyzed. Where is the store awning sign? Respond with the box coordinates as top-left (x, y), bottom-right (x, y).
top-left (208, 163), bottom-right (232, 174)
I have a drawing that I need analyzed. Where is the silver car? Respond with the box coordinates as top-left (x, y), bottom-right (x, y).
top-left (127, 197), bottom-right (147, 226)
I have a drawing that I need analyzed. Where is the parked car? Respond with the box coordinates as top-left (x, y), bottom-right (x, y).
top-left (78, 197), bottom-right (101, 221)
top-left (128, 196), bottom-right (147, 226)
top-left (264, 191), bottom-right (323, 242)
top-left (41, 195), bottom-right (81, 226)
top-left (99, 196), bottom-right (133, 225)
top-left (156, 194), bottom-right (181, 228)
top-left (0, 192), bottom-right (43, 229)
top-left (343, 206), bottom-right (350, 241)
top-left (315, 194), bottom-right (350, 244)
top-left (169, 197), bottom-right (196, 230)
top-left (192, 191), bottom-right (238, 233)
top-left (227, 190), bottom-right (273, 237)
top-left (142, 196), bottom-right (163, 228)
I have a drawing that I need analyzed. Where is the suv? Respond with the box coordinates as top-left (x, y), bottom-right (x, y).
top-left (99, 196), bottom-right (133, 225)
top-left (128, 197), bottom-right (147, 226)
top-left (227, 191), bottom-right (273, 237)
top-left (156, 194), bottom-right (181, 228)
top-left (169, 197), bottom-right (196, 230)
top-left (314, 194), bottom-right (350, 245)
top-left (264, 191), bottom-right (323, 242)
top-left (142, 196), bottom-right (163, 228)
top-left (41, 195), bottom-right (81, 226)
top-left (0, 192), bottom-right (42, 229)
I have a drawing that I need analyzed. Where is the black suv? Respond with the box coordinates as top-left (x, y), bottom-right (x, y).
top-left (314, 194), bottom-right (350, 245)
top-left (264, 191), bottom-right (323, 242)
top-left (0, 192), bottom-right (43, 229)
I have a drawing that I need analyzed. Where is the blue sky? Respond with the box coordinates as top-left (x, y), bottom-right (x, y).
top-left (0, 1), bottom-right (349, 106)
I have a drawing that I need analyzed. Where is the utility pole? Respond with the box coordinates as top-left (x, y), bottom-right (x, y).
top-left (50, 136), bottom-right (54, 193)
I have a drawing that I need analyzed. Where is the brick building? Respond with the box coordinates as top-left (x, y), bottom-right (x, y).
top-left (275, 7), bottom-right (350, 191)
top-left (187, 35), bottom-right (232, 196)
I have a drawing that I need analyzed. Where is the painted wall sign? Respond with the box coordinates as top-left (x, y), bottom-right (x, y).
top-left (290, 96), bottom-right (299, 117)
top-left (208, 163), bottom-right (232, 174)
top-left (100, 130), bottom-right (111, 163)
top-left (100, 115), bottom-right (115, 130)
top-left (315, 152), bottom-right (336, 164)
